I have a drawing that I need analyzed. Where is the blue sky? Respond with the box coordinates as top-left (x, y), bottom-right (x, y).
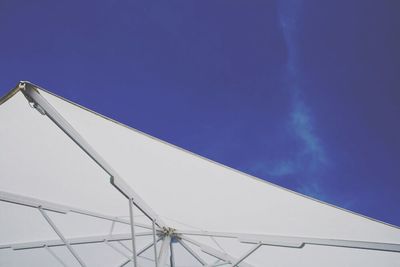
top-left (1, 0), bottom-right (399, 226)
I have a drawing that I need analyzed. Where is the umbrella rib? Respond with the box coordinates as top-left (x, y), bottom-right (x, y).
top-left (176, 239), bottom-right (207, 266)
top-left (231, 243), bottom-right (262, 267)
top-left (175, 230), bottom-right (400, 253)
top-left (38, 207), bottom-right (87, 267)
top-left (113, 238), bottom-right (162, 267)
top-left (1, 232), bottom-right (154, 250)
top-left (180, 236), bottom-right (254, 267)
top-left (45, 245), bottom-right (69, 267)
top-left (0, 190), bottom-right (153, 230)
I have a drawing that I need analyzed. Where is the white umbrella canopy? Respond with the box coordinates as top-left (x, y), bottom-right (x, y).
top-left (0, 81), bottom-right (399, 267)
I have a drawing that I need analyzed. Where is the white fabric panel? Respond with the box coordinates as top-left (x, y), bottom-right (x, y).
top-left (39, 89), bottom-right (399, 241)
top-left (0, 201), bottom-right (58, 244)
top-left (0, 92), bottom-right (129, 217)
top-left (0, 87), bottom-right (399, 266)
top-left (0, 91), bottom-right (139, 266)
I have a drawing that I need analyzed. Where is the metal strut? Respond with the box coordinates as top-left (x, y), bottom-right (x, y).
top-left (175, 229), bottom-right (400, 253)
top-left (180, 236), bottom-right (254, 267)
top-left (176, 239), bottom-right (207, 266)
top-left (0, 190), bottom-right (154, 230)
top-left (129, 198), bottom-right (138, 267)
top-left (157, 236), bottom-right (171, 267)
top-left (152, 220), bottom-right (159, 267)
top-left (117, 237), bottom-right (162, 267)
top-left (169, 238), bottom-right (175, 267)
top-left (45, 245), bottom-right (69, 267)
top-left (231, 243), bottom-right (262, 267)
top-left (38, 207), bottom-right (87, 267)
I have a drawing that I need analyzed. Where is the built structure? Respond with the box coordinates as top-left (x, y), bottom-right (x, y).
top-left (0, 81), bottom-right (399, 266)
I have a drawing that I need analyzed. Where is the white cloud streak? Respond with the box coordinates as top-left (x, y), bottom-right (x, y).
top-left (276, 0), bottom-right (327, 176)
top-left (244, 0), bottom-right (330, 200)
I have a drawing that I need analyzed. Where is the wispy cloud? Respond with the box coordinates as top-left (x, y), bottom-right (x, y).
top-left (253, 95), bottom-right (328, 180)
top-left (247, 0), bottom-right (330, 201)
top-left (277, 0), bottom-right (330, 199)
top-left (290, 94), bottom-right (327, 170)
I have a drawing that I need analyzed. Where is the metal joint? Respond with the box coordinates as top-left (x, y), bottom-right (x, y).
top-left (19, 82), bottom-right (46, 115)
top-left (162, 227), bottom-right (176, 237)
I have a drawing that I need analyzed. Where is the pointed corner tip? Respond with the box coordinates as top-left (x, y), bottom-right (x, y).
top-left (0, 81), bottom-right (28, 106)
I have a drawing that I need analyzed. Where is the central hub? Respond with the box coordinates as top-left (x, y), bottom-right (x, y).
top-left (162, 227), bottom-right (176, 236)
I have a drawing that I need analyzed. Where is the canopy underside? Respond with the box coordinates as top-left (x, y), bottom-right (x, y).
top-left (0, 82), bottom-right (399, 266)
